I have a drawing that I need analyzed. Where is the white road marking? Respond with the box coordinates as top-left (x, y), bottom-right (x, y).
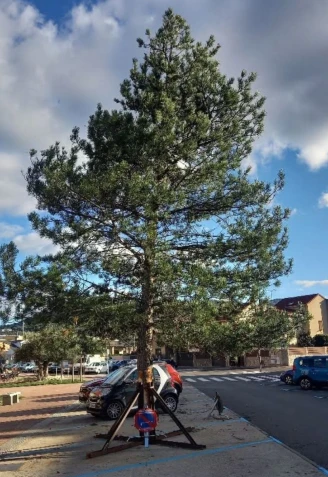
top-left (220, 377), bottom-right (237, 381)
top-left (248, 376), bottom-right (266, 381)
top-left (209, 377), bottom-right (224, 382)
top-left (198, 377), bottom-right (210, 382)
top-left (185, 378), bottom-right (196, 382)
top-left (241, 370), bottom-right (260, 374)
top-left (264, 376), bottom-right (280, 382)
top-left (234, 376), bottom-right (251, 382)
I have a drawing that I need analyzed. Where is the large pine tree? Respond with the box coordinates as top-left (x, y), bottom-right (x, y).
top-left (25, 9), bottom-right (291, 404)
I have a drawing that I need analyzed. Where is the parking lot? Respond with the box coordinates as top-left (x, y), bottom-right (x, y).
top-left (1, 379), bottom-right (326, 477)
top-left (2, 366), bottom-right (328, 471)
top-left (0, 382), bottom-right (81, 447)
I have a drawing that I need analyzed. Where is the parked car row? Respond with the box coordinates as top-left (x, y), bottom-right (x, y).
top-left (280, 355), bottom-right (328, 390)
top-left (15, 362), bottom-right (38, 373)
top-left (11, 357), bottom-right (177, 377)
top-left (79, 362), bottom-right (183, 420)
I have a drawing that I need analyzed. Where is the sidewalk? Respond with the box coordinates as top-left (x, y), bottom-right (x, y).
top-left (179, 365), bottom-right (289, 375)
top-left (0, 383), bottom-right (326, 477)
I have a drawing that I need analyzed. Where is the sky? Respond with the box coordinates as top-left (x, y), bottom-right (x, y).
top-left (0, 0), bottom-right (328, 300)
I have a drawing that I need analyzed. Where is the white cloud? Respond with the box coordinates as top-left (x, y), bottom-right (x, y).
top-left (13, 232), bottom-right (59, 255)
top-left (318, 192), bottom-right (328, 208)
top-left (0, 0), bottom-right (328, 218)
top-left (241, 155), bottom-right (257, 175)
top-left (0, 222), bottom-right (23, 238)
top-left (290, 208), bottom-right (297, 216)
top-left (295, 280), bottom-right (328, 288)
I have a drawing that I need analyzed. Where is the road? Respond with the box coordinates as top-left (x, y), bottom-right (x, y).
top-left (181, 370), bottom-right (328, 469)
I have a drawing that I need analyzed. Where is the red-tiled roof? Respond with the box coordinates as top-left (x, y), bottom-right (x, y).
top-left (275, 294), bottom-right (319, 310)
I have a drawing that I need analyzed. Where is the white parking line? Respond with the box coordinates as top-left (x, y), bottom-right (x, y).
top-left (198, 377), bottom-right (210, 382)
top-left (220, 377), bottom-right (237, 381)
top-left (209, 377), bottom-right (224, 382)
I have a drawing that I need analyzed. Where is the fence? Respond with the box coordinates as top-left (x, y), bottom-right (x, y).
top-left (244, 347), bottom-right (328, 367)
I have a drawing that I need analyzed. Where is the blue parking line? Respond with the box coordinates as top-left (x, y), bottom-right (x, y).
top-left (74, 438), bottom-right (273, 477)
top-left (318, 466), bottom-right (328, 476)
top-left (270, 436), bottom-right (283, 445)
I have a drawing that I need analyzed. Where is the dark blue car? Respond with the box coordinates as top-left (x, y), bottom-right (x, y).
top-left (293, 355), bottom-right (328, 390)
top-left (280, 369), bottom-right (294, 385)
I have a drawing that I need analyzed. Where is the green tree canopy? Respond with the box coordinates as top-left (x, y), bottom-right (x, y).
top-left (247, 302), bottom-right (311, 369)
top-left (25, 9), bottom-right (292, 395)
top-left (15, 324), bottom-right (106, 380)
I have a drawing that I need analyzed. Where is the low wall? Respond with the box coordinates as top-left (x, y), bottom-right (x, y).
top-left (286, 347), bottom-right (328, 366)
top-left (244, 356), bottom-right (272, 367)
top-left (245, 347), bottom-right (328, 368)
top-left (193, 357), bottom-right (212, 367)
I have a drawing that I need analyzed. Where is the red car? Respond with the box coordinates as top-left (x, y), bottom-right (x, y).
top-left (159, 363), bottom-right (183, 395)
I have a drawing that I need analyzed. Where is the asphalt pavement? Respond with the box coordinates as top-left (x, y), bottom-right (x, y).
top-left (182, 370), bottom-right (328, 469)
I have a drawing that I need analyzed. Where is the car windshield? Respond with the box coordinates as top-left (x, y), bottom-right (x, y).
top-left (101, 367), bottom-right (132, 386)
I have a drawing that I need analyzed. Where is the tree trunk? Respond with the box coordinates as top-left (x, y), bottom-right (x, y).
top-left (137, 323), bottom-right (154, 407)
top-left (258, 349), bottom-right (262, 372)
top-left (37, 363), bottom-right (43, 381)
top-left (137, 261), bottom-right (155, 408)
top-left (72, 360), bottom-right (75, 383)
top-left (60, 361), bottom-right (64, 380)
top-left (79, 355), bottom-right (83, 383)
top-left (43, 362), bottom-right (49, 379)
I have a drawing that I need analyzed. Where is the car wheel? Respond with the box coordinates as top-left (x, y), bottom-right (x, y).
top-left (284, 375), bottom-right (293, 385)
top-left (163, 394), bottom-right (178, 413)
top-left (300, 377), bottom-right (312, 390)
top-left (107, 401), bottom-right (124, 420)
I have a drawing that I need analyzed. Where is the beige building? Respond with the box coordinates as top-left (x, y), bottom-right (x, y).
top-left (275, 293), bottom-right (328, 336)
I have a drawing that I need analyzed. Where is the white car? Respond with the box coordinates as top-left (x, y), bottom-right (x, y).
top-left (22, 362), bottom-right (36, 372)
top-left (84, 361), bottom-right (108, 374)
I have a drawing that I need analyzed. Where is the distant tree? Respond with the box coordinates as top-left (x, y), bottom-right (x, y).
top-left (15, 325), bottom-right (80, 380)
top-left (248, 303), bottom-right (311, 370)
top-left (297, 332), bottom-right (313, 347)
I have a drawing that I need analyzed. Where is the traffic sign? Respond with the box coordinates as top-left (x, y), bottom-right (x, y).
top-left (134, 408), bottom-right (158, 432)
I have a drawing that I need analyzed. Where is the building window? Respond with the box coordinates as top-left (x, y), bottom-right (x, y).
top-left (318, 321), bottom-right (323, 331)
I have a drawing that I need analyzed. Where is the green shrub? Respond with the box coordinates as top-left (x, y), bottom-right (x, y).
top-left (297, 332), bottom-right (313, 347)
top-left (313, 334), bottom-right (328, 347)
